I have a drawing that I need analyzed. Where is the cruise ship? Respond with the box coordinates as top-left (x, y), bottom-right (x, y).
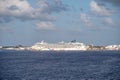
top-left (31, 41), bottom-right (88, 51)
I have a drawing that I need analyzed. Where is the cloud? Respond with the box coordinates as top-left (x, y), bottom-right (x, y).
top-left (96, 0), bottom-right (120, 8)
top-left (102, 17), bottom-right (114, 25)
top-left (35, 21), bottom-right (55, 30)
top-left (0, 0), bottom-right (35, 22)
top-left (80, 13), bottom-right (92, 26)
top-left (36, 0), bottom-right (68, 13)
top-left (0, 0), bottom-right (68, 23)
top-left (90, 1), bottom-right (112, 16)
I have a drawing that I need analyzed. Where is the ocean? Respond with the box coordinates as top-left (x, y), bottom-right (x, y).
top-left (0, 50), bottom-right (120, 80)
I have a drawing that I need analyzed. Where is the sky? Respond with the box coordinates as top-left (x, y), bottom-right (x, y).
top-left (0, 0), bottom-right (120, 46)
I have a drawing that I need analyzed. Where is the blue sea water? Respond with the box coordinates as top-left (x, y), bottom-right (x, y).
top-left (0, 50), bottom-right (120, 80)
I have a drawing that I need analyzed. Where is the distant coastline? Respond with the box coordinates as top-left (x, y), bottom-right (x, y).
top-left (0, 41), bottom-right (120, 51)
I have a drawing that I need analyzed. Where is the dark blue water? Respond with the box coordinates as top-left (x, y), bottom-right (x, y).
top-left (0, 50), bottom-right (120, 80)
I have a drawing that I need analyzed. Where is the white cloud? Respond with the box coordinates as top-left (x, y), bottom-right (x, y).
top-left (80, 13), bottom-right (92, 26)
top-left (0, 0), bottom-right (68, 31)
top-left (103, 17), bottom-right (113, 25)
top-left (35, 21), bottom-right (55, 30)
top-left (90, 1), bottom-right (112, 16)
top-left (0, 0), bottom-right (55, 22)
top-left (0, 0), bottom-right (33, 19)
top-left (0, 0), bottom-right (67, 23)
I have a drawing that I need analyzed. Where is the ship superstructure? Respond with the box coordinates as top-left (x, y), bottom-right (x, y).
top-left (31, 41), bottom-right (88, 51)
